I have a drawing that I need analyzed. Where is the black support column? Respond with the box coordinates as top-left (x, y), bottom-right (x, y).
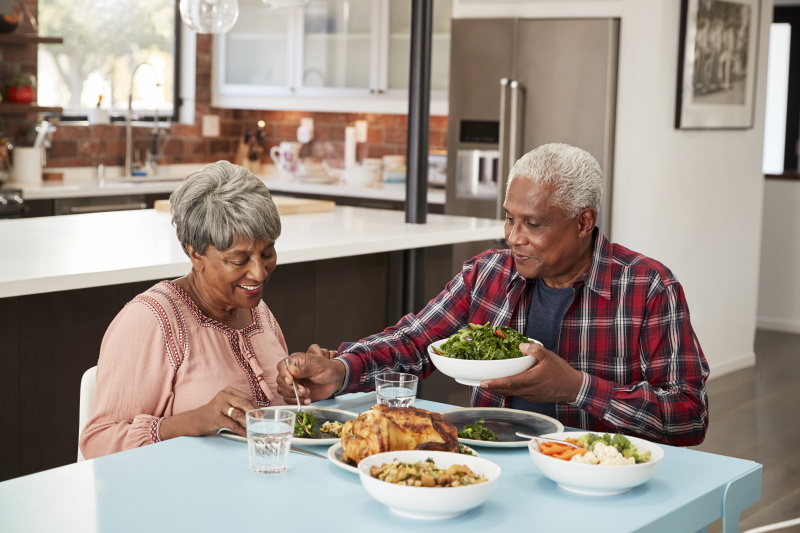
top-left (403, 0), bottom-right (433, 315)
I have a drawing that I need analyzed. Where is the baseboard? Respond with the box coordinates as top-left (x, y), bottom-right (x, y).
top-left (756, 316), bottom-right (800, 334)
top-left (708, 350), bottom-right (756, 380)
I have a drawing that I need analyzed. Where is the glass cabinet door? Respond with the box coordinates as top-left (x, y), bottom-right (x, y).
top-left (386, 0), bottom-right (452, 93)
top-left (218, 0), bottom-right (295, 93)
top-left (300, 0), bottom-right (376, 93)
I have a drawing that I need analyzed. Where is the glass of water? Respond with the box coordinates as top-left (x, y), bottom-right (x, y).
top-left (375, 372), bottom-right (419, 407)
top-left (246, 408), bottom-right (296, 474)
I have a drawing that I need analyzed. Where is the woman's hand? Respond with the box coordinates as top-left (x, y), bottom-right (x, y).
top-left (277, 352), bottom-right (346, 405)
top-left (480, 343), bottom-right (584, 403)
top-left (158, 386), bottom-right (259, 440)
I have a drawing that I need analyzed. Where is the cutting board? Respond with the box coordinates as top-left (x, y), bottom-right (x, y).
top-left (154, 197), bottom-right (335, 215)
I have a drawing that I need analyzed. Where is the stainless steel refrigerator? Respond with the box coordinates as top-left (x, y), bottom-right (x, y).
top-left (445, 17), bottom-right (619, 235)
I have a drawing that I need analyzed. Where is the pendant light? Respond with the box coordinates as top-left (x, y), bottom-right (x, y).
top-left (179, 0), bottom-right (239, 34)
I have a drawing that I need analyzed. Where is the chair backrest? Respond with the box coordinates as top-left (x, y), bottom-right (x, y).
top-left (77, 366), bottom-right (97, 462)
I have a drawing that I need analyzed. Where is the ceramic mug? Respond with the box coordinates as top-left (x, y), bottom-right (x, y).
top-left (269, 141), bottom-right (302, 175)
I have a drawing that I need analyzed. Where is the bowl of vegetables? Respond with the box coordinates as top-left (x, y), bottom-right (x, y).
top-left (527, 431), bottom-right (665, 496)
top-left (427, 324), bottom-right (541, 386)
top-left (357, 450), bottom-right (501, 519)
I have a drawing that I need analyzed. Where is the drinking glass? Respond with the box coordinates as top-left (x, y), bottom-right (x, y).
top-left (246, 408), bottom-right (296, 474)
top-left (375, 372), bottom-right (419, 407)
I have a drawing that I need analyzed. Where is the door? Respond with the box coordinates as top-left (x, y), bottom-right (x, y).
top-left (514, 19), bottom-right (619, 234)
top-left (445, 18), bottom-right (516, 220)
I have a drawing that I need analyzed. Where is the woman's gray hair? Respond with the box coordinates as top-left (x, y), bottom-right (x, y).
top-left (170, 160), bottom-right (282, 256)
top-left (507, 143), bottom-right (604, 218)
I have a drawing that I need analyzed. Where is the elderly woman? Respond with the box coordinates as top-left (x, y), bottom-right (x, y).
top-left (80, 161), bottom-right (289, 459)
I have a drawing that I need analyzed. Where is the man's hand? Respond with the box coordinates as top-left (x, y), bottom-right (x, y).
top-left (480, 343), bottom-right (584, 403)
top-left (306, 343), bottom-right (338, 360)
top-left (277, 351), bottom-right (346, 405)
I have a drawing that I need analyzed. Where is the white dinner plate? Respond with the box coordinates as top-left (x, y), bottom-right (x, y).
top-left (328, 441), bottom-right (359, 474)
top-left (250, 406), bottom-right (357, 445)
top-left (327, 442), bottom-right (479, 475)
top-left (440, 407), bottom-right (564, 448)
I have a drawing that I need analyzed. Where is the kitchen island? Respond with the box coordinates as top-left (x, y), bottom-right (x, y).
top-left (0, 207), bottom-right (501, 481)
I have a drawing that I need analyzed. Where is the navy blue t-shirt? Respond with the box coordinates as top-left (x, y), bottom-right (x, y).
top-left (510, 278), bottom-right (574, 418)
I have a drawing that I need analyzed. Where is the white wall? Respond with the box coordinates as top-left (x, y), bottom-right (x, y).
top-left (758, 180), bottom-right (800, 333)
top-left (454, 0), bottom-right (773, 378)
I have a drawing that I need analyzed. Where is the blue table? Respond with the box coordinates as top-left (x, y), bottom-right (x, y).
top-left (0, 394), bottom-right (761, 533)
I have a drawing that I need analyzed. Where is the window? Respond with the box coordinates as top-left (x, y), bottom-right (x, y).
top-left (37, 0), bottom-right (179, 122)
top-left (762, 23), bottom-right (791, 174)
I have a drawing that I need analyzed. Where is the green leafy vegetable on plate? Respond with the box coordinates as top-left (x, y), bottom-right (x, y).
top-left (457, 418), bottom-right (498, 442)
top-left (433, 323), bottom-right (533, 361)
top-left (294, 411), bottom-right (317, 438)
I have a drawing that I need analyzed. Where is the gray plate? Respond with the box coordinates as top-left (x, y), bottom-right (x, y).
top-left (440, 407), bottom-right (564, 448)
top-left (233, 406), bottom-right (356, 445)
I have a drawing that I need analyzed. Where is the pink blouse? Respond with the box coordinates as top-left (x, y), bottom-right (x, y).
top-left (80, 281), bottom-right (288, 459)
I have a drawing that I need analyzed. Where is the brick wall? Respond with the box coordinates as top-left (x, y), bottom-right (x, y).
top-left (2, 12), bottom-right (448, 171)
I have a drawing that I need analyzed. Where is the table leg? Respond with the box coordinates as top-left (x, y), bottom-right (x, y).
top-left (722, 467), bottom-right (763, 533)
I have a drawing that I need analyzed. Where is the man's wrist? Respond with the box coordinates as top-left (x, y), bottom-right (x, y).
top-left (568, 372), bottom-right (589, 406)
top-left (332, 358), bottom-right (349, 395)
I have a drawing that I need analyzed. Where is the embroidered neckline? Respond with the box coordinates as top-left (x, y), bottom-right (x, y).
top-left (160, 280), bottom-right (263, 336)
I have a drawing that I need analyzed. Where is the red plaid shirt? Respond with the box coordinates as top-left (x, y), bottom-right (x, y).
top-left (337, 230), bottom-right (710, 446)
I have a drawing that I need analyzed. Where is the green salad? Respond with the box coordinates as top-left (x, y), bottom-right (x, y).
top-left (294, 411), bottom-right (317, 438)
top-left (434, 323), bottom-right (532, 361)
top-left (457, 418), bottom-right (498, 442)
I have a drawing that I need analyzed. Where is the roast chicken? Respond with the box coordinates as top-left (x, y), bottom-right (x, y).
top-left (340, 403), bottom-right (460, 465)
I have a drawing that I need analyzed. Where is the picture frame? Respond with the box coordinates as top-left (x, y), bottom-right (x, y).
top-left (676, 0), bottom-right (761, 129)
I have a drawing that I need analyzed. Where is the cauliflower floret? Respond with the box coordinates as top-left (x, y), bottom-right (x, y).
top-left (571, 451), bottom-right (599, 464)
top-left (593, 442), bottom-right (636, 465)
top-left (571, 442), bottom-right (635, 465)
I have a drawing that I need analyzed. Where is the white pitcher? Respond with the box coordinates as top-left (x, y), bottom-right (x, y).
top-left (269, 141), bottom-right (302, 176)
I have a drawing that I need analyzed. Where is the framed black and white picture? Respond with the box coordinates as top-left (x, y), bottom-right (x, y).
top-left (676, 0), bottom-right (760, 129)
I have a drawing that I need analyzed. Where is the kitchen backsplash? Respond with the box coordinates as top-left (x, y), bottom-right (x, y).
top-left (1, 27), bottom-right (447, 170)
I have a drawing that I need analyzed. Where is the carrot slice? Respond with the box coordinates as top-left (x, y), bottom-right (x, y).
top-left (554, 448), bottom-right (588, 461)
top-left (540, 443), bottom-right (574, 457)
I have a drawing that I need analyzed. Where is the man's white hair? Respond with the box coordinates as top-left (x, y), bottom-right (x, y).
top-left (507, 143), bottom-right (604, 218)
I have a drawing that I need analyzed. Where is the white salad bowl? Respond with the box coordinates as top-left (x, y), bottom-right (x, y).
top-left (528, 431), bottom-right (665, 496)
top-left (357, 450), bottom-right (501, 520)
top-left (427, 338), bottom-right (539, 386)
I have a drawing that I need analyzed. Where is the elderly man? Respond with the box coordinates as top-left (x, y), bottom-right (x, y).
top-left (278, 143), bottom-right (709, 446)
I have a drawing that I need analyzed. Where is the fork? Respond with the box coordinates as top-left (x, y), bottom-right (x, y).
top-left (515, 432), bottom-right (582, 449)
top-left (286, 357), bottom-right (313, 437)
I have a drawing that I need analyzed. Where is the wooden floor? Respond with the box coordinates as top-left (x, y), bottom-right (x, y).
top-left (692, 330), bottom-right (800, 533)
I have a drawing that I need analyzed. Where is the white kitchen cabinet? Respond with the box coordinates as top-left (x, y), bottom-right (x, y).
top-left (212, 0), bottom-right (450, 114)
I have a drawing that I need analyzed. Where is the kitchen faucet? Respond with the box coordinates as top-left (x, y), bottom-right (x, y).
top-left (125, 62), bottom-right (161, 177)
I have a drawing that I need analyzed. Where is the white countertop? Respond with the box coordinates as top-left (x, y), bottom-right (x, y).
top-left (0, 206), bottom-right (501, 298)
top-left (11, 165), bottom-right (446, 204)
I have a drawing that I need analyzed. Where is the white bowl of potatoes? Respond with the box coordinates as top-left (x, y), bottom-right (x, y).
top-left (357, 450), bottom-right (501, 519)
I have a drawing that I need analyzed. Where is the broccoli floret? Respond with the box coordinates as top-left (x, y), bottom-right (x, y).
top-left (631, 449), bottom-right (652, 463)
top-left (611, 433), bottom-right (632, 453)
top-left (576, 433), bottom-right (603, 450)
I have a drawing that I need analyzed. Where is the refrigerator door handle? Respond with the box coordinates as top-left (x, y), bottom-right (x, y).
top-left (509, 80), bottom-right (524, 168)
top-left (497, 80), bottom-right (524, 219)
top-left (497, 78), bottom-right (510, 219)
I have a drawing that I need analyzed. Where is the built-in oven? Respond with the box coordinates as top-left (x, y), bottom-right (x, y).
top-left (54, 195), bottom-right (148, 216)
